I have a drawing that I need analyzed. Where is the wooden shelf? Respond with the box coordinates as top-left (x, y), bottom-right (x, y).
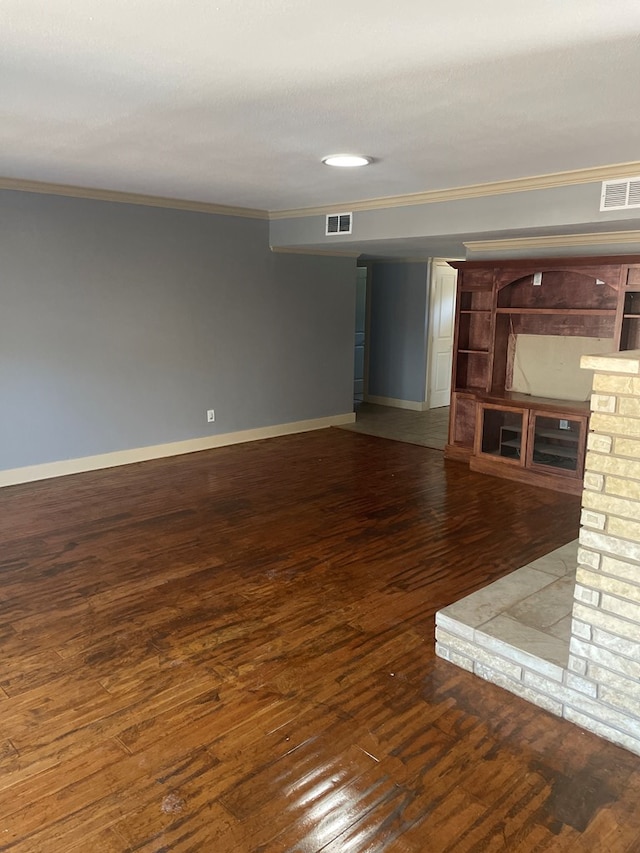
top-left (501, 438), bottom-right (522, 449)
top-left (533, 442), bottom-right (577, 460)
top-left (495, 307), bottom-right (617, 316)
top-left (624, 314), bottom-right (640, 319)
top-left (459, 309), bottom-right (491, 314)
top-left (478, 390), bottom-right (590, 415)
top-left (535, 427), bottom-right (579, 443)
top-left (457, 349), bottom-right (489, 355)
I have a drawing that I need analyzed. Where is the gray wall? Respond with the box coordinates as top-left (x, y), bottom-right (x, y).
top-left (0, 191), bottom-right (356, 470)
top-left (269, 180), bottom-right (640, 257)
top-left (367, 261), bottom-right (428, 403)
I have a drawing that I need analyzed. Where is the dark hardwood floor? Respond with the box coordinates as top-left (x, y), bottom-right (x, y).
top-left (1, 428), bottom-right (639, 852)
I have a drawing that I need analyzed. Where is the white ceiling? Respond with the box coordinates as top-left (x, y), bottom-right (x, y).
top-left (3, 0), bottom-right (640, 212)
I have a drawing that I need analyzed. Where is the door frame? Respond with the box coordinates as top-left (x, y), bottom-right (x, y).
top-left (356, 262), bottom-right (372, 403)
top-left (425, 257), bottom-right (461, 408)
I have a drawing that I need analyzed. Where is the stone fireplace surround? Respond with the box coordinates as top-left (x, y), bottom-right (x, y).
top-left (436, 350), bottom-right (640, 756)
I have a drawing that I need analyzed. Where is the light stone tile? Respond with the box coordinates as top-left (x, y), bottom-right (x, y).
top-left (592, 373), bottom-right (640, 395)
top-left (588, 664), bottom-right (640, 702)
top-left (507, 575), bottom-right (575, 630)
top-left (449, 650), bottom-right (474, 672)
top-left (618, 397), bottom-right (640, 418)
top-left (580, 509), bottom-right (606, 530)
top-left (587, 433), bottom-right (613, 453)
top-left (577, 546), bottom-right (601, 571)
top-left (605, 475), bottom-right (640, 501)
top-left (551, 540), bottom-right (581, 560)
top-left (614, 437), bottom-right (640, 459)
top-left (608, 516), bottom-right (640, 542)
top-left (575, 567), bottom-right (600, 588)
top-left (435, 611), bottom-right (475, 642)
top-left (523, 670), bottom-right (639, 734)
top-left (582, 489), bottom-right (640, 523)
top-left (587, 447), bottom-right (640, 475)
top-left (435, 642), bottom-right (450, 661)
top-left (581, 353), bottom-right (640, 374)
top-left (523, 670), bottom-right (573, 704)
top-left (590, 413), bottom-right (640, 439)
top-left (563, 708), bottom-right (640, 756)
top-left (568, 655), bottom-right (588, 676)
top-left (584, 471), bottom-right (605, 492)
top-left (474, 663), bottom-right (563, 716)
top-left (547, 614), bottom-right (572, 643)
top-left (597, 688), bottom-right (640, 732)
top-left (565, 672), bottom-right (598, 697)
top-left (437, 566), bottom-right (556, 630)
top-left (570, 636), bottom-right (640, 679)
top-left (574, 584), bottom-right (600, 607)
top-left (591, 393), bottom-right (617, 413)
top-left (476, 617), bottom-right (567, 676)
top-left (592, 628), bottom-right (640, 665)
top-left (577, 568), bottom-right (640, 604)
top-left (574, 601), bottom-right (640, 644)
top-left (474, 662), bottom-right (519, 689)
top-left (580, 528), bottom-right (640, 564)
top-left (435, 627), bottom-right (523, 681)
top-left (570, 618), bottom-right (591, 641)
top-left (601, 592), bottom-right (640, 622)
top-left (528, 541), bottom-right (578, 577)
top-left (601, 554), bottom-right (640, 583)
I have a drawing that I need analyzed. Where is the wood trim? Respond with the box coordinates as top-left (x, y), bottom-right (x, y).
top-left (474, 402), bottom-right (529, 467)
top-left (0, 413), bottom-right (356, 488)
top-left (268, 161), bottom-right (640, 219)
top-left (443, 442), bottom-right (473, 462)
top-left (464, 231), bottom-right (640, 254)
top-left (0, 176), bottom-right (269, 219)
top-left (449, 254), bottom-right (640, 271)
top-left (469, 453), bottom-right (584, 495)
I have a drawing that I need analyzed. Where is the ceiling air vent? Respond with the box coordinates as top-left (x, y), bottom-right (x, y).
top-left (325, 212), bottom-right (352, 235)
top-left (600, 177), bottom-right (640, 211)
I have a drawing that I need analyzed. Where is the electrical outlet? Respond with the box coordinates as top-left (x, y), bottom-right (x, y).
top-left (207, 409), bottom-right (215, 423)
top-left (559, 419), bottom-right (569, 430)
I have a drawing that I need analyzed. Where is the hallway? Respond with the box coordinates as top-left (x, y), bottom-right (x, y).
top-left (340, 402), bottom-right (450, 450)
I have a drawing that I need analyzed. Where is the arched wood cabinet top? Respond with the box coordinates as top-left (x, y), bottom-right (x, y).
top-left (496, 270), bottom-right (619, 310)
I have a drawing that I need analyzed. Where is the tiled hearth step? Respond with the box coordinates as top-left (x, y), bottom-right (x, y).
top-left (436, 540), bottom-right (640, 755)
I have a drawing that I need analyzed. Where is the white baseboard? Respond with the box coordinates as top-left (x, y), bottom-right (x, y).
top-left (0, 412), bottom-right (356, 489)
top-left (364, 394), bottom-right (428, 412)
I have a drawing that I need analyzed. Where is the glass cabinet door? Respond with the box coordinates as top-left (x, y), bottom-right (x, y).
top-left (529, 414), bottom-right (582, 474)
top-left (479, 406), bottom-right (526, 463)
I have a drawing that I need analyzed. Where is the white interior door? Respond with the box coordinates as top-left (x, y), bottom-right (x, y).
top-left (427, 260), bottom-right (457, 408)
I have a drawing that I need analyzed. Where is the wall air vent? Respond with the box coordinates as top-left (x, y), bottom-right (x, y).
top-left (600, 177), bottom-right (640, 211)
top-left (325, 212), bottom-right (352, 235)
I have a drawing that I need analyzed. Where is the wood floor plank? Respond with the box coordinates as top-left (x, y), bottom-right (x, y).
top-left (0, 429), bottom-right (637, 851)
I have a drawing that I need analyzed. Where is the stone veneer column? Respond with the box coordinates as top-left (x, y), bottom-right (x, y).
top-left (569, 350), bottom-right (640, 753)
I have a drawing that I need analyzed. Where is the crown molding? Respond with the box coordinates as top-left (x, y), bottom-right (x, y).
top-left (464, 230), bottom-right (640, 254)
top-left (366, 256), bottom-right (431, 263)
top-left (0, 176), bottom-right (269, 219)
top-left (270, 246), bottom-right (361, 258)
top-left (5, 161), bottom-right (640, 225)
top-left (268, 161), bottom-right (640, 220)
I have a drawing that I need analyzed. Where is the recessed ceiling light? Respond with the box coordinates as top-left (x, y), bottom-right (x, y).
top-left (322, 154), bottom-right (372, 168)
